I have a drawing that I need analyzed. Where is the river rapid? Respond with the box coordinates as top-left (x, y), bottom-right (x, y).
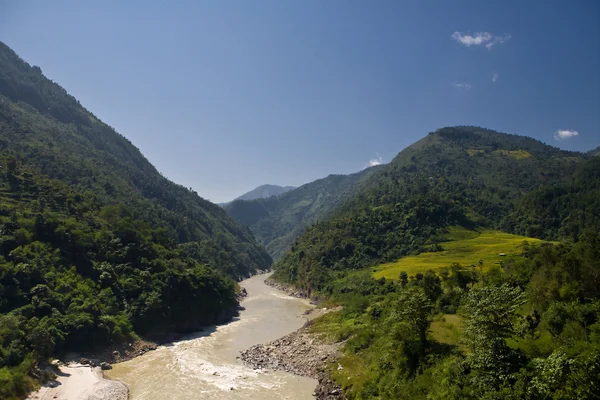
top-left (105, 273), bottom-right (317, 399)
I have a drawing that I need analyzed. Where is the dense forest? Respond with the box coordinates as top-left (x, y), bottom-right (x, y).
top-left (225, 166), bottom-right (382, 259)
top-left (272, 127), bottom-right (600, 399)
top-left (0, 42), bottom-right (270, 399)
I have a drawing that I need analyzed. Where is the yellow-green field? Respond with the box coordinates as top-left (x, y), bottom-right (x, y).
top-left (494, 149), bottom-right (532, 159)
top-left (372, 228), bottom-right (547, 279)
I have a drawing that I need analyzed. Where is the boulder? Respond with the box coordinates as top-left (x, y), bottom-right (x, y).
top-left (100, 362), bottom-right (112, 370)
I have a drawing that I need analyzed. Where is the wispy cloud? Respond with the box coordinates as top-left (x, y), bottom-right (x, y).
top-left (492, 72), bottom-right (499, 83)
top-left (554, 129), bottom-right (579, 141)
top-left (368, 154), bottom-right (383, 167)
top-left (451, 32), bottom-right (511, 49)
top-left (453, 82), bottom-right (472, 90)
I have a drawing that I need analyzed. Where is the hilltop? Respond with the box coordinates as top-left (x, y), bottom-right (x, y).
top-left (273, 126), bottom-right (594, 288)
top-left (270, 126), bottom-right (600, 399)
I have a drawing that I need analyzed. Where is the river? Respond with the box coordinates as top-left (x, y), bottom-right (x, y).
top-left (105, 273), bottom-right (317, 399)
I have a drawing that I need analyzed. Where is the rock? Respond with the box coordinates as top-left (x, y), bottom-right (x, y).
top-left (100, 362), bottom-right (112, 370)
top-left (80, 358), bottom-right (90, 365)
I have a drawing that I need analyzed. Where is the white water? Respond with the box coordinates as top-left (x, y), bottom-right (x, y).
top-left (106, 274), bottom-right (317, 399)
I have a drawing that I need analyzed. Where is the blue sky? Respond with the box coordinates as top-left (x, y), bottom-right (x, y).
top-left (1, 1), bottom-right (599, 202)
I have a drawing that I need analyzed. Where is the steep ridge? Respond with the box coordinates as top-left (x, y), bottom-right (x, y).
top-left (0, 41), bottom-right (271, 278)
top-left (0, 42), bottom-right (270, 397)
top-left (273, 126), bottom-right (587, 290)
top-left (225, 166), bottom-right (383, 260)
top-left (232, 184), bottom-right (296, 202)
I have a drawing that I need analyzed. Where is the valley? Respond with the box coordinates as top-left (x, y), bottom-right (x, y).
top-left (1, 29), bottom-right (599, 400)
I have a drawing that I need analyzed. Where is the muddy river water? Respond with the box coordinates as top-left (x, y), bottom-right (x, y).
top-left (106, 273), bottom-right (316, 399)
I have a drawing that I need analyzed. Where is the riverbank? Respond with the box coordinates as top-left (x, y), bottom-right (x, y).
top-left (264, 277), bottom-right (314, 300)
top-left (240, 309), bottom-right (345, 400)
top-left (28, 273), bottom-right (333, 400)
top-left (27, 362), bottom-right (127, 400)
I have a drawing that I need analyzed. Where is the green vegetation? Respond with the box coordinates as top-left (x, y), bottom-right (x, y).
top-left (372, 228), bottom-right (547, 279)
top-left (225, 166), bottom-right (382, 259)
top-left (303, 236), bottom-right (600, 399)
top-left (273, 127), bottom-right (586, 293)
top-left (0, 42), bottom-right (271, 398)
top-left (271, 126), bottom-right (600, 398)
top-left (494, 149), bottom-right (532, 159)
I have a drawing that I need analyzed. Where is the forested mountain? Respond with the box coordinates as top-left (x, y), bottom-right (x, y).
top-left (231, 184), bottom-right (296, 202)
top-left (590, 146), bottom-right (600, 156)
top-left (225, 166), bottom-right (382, 259)
top-left (0, 42), bottom-right (271, 398)
top-left (271, 126), bottom-right (600, 399)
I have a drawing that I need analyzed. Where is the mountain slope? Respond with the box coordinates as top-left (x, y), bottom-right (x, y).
top-left (225, 166), bottom-right (383, 259)
top-left (273, 126), bottom-right (587, 290)
top-left (233, 184), bottom-right (296, 202)
top-left (590, 146), bottom-right (600, 156)
top-left (0, 41), bottom-right (271, 278)
top-left (0, 42), bottom-right (270, 397)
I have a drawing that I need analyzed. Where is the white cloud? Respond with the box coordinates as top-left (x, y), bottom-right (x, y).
top-left (554, 129), bottom-right (579, 141)
top-left (453, 82), bottom-right (472, 90)
top-left (368, 155), bottom-right (383, 167)
top-left (492, 72), bottom-right (499, 82)
top-left (451, 31), bottom-right (511, 49)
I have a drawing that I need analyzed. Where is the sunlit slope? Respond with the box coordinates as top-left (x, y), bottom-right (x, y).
top-left (372, 227), bottom-right (548, 279)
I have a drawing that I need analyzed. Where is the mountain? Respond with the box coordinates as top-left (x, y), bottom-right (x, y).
top-left (232, 184), bottom-right (296, 202)
top-left (0, 42), bottom-right (271, 396)
top-left (271, 126), bottom-right (600, 399)
top-left (590, 146), bottom-right (600, 156)
top-left (273, 126), bottom-right (587, 290)
top-left (224, 166), bottom-right (383, 260)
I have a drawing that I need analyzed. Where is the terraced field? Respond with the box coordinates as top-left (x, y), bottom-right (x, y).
top-left (372, 227), bottom-right (548, 279)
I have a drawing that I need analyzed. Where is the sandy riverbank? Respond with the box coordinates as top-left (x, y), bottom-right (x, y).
top-left (27, 363), bottom-right (127, 400)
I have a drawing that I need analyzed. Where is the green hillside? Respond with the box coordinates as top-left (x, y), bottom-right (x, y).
top-left (271, 127), bottom-right (600, 399)
top-left (225, 166), bottom-right (382, 259)
top-left (0, 42), bottom-right (271, 398)
top-left (273, 127), bottom-right (583, 291)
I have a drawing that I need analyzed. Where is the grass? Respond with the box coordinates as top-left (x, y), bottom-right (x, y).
top-left (466, 149), bottom-right (485, 156)
top-left (494, 149), bottom-right (532, 159)
top-left (466, 148), bottom-right (532, 159)
top-left (430, 314), bottom-right (465, 347)
top-left (372, 227), bottom-right (548, 279)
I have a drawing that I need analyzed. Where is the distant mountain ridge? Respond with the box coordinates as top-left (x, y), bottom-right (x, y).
top-left (225, 166), bottom-right (383, 259)
top-left (590, 146), bottom-right (600, 156)
top-left (233, 184), bottom-right (296, 202)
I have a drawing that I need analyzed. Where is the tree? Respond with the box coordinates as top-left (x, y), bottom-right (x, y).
top-left (398, 288), bottom-right (433, 346)
top-left (399, 271), bottom-right (408, 287)
top-left (462, 284), bottom-right (526, 390)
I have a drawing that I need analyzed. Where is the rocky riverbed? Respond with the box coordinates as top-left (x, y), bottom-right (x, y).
top-left (264, 278), bottom-right (316, 300)
top-left (240, 318), bottom-right (345, 399)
